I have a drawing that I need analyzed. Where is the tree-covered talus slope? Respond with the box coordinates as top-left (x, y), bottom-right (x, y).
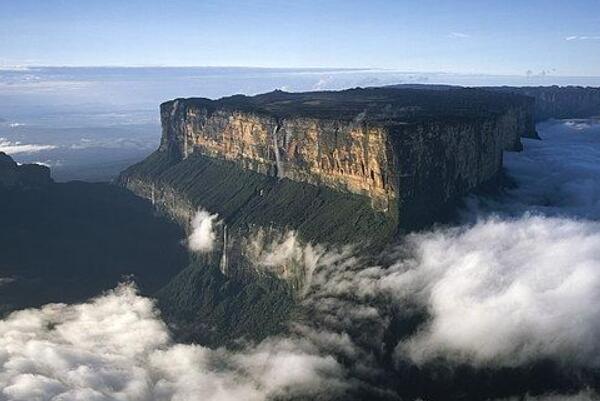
top-left (156, 257), bottom-right (295, 346)
top-left (120, 150), bottom-right (396, 247)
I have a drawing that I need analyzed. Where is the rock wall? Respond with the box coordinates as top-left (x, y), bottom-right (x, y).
top-left (390, 118), bottom-right (504, 228)
top-left (161, 101), bottom-right (396, 211)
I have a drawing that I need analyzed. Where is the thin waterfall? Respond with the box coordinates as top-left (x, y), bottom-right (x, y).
top-left (272, 124), bottom-right (284, 179)
top-left (220, 225), bottom-right (228, 275)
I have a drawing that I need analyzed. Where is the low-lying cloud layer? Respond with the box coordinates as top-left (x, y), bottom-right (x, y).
top-left (307, 120), bottom-right (600, 369)
top-left (395, 215), bottom-right (600, 367)
top-left (0, 137), bottom-right (56, 155)
top-left (0, 284), bottom-right (348, 401)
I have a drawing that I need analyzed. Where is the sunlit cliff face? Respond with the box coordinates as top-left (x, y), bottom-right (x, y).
top-left (166, 106), bottom-right (395, 211)
top-left (2, 119), bottom-right (600, 401)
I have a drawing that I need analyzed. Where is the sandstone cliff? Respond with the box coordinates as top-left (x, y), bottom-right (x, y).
top-left (120, 88), bottom-right (535, 287)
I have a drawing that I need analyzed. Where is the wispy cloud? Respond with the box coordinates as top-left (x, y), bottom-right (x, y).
top-left (448, 32), bottom-right (470, 39)
top-left (0, 138), bottom-right (57, 154)
top-left (565, 35), bottom-right (600, 41)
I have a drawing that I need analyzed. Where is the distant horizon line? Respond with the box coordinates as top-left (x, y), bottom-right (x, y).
top-left (1, 64), bottom-right (599, 79)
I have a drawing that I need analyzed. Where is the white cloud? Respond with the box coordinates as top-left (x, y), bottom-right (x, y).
top-left (0, 283), bottom-right (349, 401)
top-left (297, 119), bottom-right (600, 370)
top-left (0, 277), bottom-right (15, 286)
top-left (0, 138), bottom-right (57, 155)
top-left (448, 32), bottom-right (470, 39)
top-left (246, 230), bottom-right (326, 289)
top-left (565, 35), bottom-right (600, 41)
top-left (391, 215), bottom-right (600, 367)
top-left (187, 209), bottom-right (220, 253)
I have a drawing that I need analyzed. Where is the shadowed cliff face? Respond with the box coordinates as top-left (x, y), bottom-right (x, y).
top-left (493, 86), bottom-right (600, 122)
top-left (390, 84), bottom-right (600, 131)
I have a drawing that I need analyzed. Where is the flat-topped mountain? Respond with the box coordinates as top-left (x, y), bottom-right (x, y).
top-left (120, 87), bottom-right (535, 288)
top-left (489, 86), bottom-right (600, 121)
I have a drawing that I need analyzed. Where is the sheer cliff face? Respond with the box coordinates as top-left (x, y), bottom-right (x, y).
top-left (530, 87), bottom-right (600, 121)
top-left (161, 101), bottom-right (396, 211)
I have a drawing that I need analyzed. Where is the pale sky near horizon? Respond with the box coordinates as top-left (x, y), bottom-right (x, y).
top-left (1, 0), bottom-right (599, 76)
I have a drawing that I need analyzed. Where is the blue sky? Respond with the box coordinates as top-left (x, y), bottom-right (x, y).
top-left (1, 0), bottom-right (599, 76)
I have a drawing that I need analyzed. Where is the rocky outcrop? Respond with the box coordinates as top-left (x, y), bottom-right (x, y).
top-left (0, 152), bottom-right (53, 188)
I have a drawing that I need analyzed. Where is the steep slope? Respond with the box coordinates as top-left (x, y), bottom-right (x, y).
top-left (0, 152), bottom-right (53, 188)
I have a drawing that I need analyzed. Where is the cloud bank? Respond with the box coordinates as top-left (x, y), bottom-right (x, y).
top-left (394, 215), bottom-right (600, 367)
top-left (0, 284), bottom-right (348, 401)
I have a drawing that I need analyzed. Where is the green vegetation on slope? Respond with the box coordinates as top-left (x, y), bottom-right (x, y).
top-left (157, 256), bottom-right (295, 347)
top-left (121, 150), bottom-right (396, 247)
